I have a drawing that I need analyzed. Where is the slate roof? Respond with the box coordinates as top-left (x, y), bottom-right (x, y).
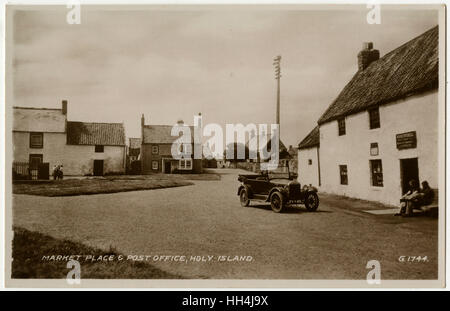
top-left (67, 122), bottom-right (125, 146)
top-left (298, 126), bottom-right (320, 149)
top-left (318, 26), bottom-right (438, 125)
top-left (142, 125), bottom-right (194, 144)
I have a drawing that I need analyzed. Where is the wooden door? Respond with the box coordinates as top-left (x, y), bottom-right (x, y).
top-left (93, 160), bottom-right (104, 176)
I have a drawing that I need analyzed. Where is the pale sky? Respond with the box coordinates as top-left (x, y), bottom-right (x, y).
top-left (11, 5), bottom-right (438, 148)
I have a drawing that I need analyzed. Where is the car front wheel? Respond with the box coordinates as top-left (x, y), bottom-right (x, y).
top-left (305, 192), bottom-right (319, 211)
top-left (240, 188), bottom-right (250, 207)
top-left (270, 192), bottom-right (285, 213)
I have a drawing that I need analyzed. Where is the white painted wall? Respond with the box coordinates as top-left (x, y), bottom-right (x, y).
top-left (13, 131), bottom-right (67, 168)
top-left (64, 145), bottom-right (125, 175)
top-left (298, 147), bottom-right (320, 188)
top-left (13, 132), bottom-right (125, 176)
top-left (319, 91), bottom-right (438, 206)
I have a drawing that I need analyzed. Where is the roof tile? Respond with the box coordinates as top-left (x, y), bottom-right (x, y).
top-left (67, 122), bottom-right (125, 146)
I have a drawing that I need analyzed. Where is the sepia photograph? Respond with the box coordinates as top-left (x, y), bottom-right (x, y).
top-left (3, 2), bottom-right (446, 288)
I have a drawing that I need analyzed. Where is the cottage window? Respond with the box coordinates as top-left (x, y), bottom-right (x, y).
top-left (370, 160), bottom-right (383, 187)
top-left (179, 159), bottom-right (193, 170)
top-left (369, 107), bottom-right (380, 129)
top-left (370, 142), bottom-right (379, 156)
top-left (152, 161), bottom-right (158, 170)
top-left (95, 145), bottom-right (104, 153)
top-left (29, 132), bottom-right (43, 148)
top-left (152, 145), bottom-right (159, 155)
top-left (308, 159), bottom-right (312, 165)
top-left (339, 165), bottom-right (348, 185)
top-left (338, 118), bottom-right (346, 136)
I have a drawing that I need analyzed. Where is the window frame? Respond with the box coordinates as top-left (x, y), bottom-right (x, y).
top-left (370, 159), bottom-right (384, 187)
top-left (338, 118), bottom-right (346, 136)
top-left (152, 145), bottom-right (159, 155)
top-left (339, 165), bottom-right (348, 185)
top-left (178, 159), bottom-right (193, 170)
top-left (370, 143), bottom-right (379, 156)
top-left (95, 145), bottom-right (104, 153)
top-left (308, 159), bottom-right (313, 165)
top-left (152, 160), bottom-right (159, 170)
top-left (369, 107), bottom-right (380, 129)
top-left (29, 132), bottom-right (43, 149)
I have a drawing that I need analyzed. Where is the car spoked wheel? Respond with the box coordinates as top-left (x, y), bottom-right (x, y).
top-left (270, 192), bottom-right (285, 213)
top-left (240, 189), bottom-right (250, 207)
top-left (305, 192), bottom-right (319, 212)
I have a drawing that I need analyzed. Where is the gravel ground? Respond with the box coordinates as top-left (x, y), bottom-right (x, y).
top-left (12, 169), bottom-right (438, 280)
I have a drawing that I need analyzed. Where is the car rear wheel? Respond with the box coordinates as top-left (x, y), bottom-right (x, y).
top-left (240, 189), bottom-right (250, 207)
top-left (270, 192), bottom-right (285, 213)
top-left (305, 192), bottom-right (319, 211)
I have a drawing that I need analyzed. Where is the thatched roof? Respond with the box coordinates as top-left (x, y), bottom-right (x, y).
top-left (318, 26), bottom-right (438, 125)
top-left (298, 126), bottom-right (319, 150)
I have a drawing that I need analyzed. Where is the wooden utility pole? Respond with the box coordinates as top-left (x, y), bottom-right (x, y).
top-left (273, 55), bottom-right (281, 137)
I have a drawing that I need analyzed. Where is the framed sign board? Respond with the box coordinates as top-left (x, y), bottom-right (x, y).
top-left (396, 131), bottom-right (417, 150)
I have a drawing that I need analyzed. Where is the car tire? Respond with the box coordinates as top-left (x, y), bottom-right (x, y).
top-left (270, 192), bottom-right (285, 213)
top-left (305, 192), bottom-right (319, 212)
top-left (240, 188), bottom-right (250, 207)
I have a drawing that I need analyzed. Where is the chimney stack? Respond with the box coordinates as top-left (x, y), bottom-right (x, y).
top-left (62, 100), bottom-right (68, 115)
top-left (357, 42), bottom-right (380, 71)
top-left (141, 114), bottom-right (145, 127)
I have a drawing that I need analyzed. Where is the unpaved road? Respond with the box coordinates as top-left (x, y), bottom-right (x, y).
top-left (12, 169), bottom-right (438, 280)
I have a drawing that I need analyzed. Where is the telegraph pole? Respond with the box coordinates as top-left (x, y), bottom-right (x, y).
top-left (273, 55), bottom-right (281, 138)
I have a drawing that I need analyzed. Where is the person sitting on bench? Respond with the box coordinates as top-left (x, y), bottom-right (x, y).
top-left (395, 180), bottom-right (419, 216)
top-left (406, 181), bottom-right (434, 215)
top-left (396, 180), bottom-right (434, 217)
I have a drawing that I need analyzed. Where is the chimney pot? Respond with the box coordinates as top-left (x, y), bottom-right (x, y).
top-left (358, 43), bottom-right (379, 71)
top-left (62, 100), bottom-right (68, 115)
top-left (363, 42), bottom-right (373, 50)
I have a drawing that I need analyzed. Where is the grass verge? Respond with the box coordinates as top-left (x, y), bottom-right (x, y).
top-left (12, 227), bottom-right (182, 279)
top-left (13, 177), bottom-right (193, 197)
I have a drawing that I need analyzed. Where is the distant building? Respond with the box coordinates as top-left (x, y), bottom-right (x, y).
top-left (140, 114), bottom-right (202, 174)
top-left (297, 126), bottom-right (320, 187)
top-left (66, 121), bottom-right (125, 176)
top-left (246, 133), bottom-right (291, 172)
top-left (287, 145), bottom-right (298, 176)
top-left (298, 26), bottom-right (439, 205)
top-left (13, 100), bottom-right (126, 177)
top-left (128, 138), bottom-right (141, 162)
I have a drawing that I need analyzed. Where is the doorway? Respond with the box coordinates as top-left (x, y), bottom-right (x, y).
top-left (400, 158), bottom-right (419, 194)
top-left (164, 160), bottom-right (171, 174)
top-left (93, 160), bottom-right (104, 176)
top-left (29, 154), bottom-right (43, 169)
top-left (29, 154), bottom-right (43, 180)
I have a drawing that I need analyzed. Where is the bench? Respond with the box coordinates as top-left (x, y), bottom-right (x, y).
top-left (417, 188), bottom-right (439, 218)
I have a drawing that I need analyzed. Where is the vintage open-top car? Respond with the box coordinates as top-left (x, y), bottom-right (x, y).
top-left (237, 166), bottom-right (319, 213)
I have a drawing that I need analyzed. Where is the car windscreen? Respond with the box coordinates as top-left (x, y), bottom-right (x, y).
top-left (267, 166), bottom-right (289, 179)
